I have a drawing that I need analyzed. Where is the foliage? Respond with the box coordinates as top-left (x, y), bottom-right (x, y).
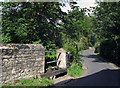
top-left (45, 53), bottom-right (56, 61)
top-left (94, 2), bottom-right (120, 40)
top-left (1, 2), bottom-right (96, 65)
top-left (0, 2), bottom-right (66, 51)
top-left (60, 8), bottom-right (94, 60)
top-left (99, 39), bottom-right (120, 65)
top-left (2, 77), bottom-right (53, 87)
top-left (94, 2), bottom-right (120, 65)
top-left (1, 2), bottom-right (94, 50)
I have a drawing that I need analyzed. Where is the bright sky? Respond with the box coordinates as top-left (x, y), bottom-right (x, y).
top-left (61, 0), bottom-right (98, 13)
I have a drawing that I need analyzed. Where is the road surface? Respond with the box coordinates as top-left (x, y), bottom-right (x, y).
top-left (57, 49), bottom-right (120, 87)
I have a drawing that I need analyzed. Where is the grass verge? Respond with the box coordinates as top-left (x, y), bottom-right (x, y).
top-left (67, 61), bottom-right (86, 78)
top-left (1, 77), bottom-right (53, 88)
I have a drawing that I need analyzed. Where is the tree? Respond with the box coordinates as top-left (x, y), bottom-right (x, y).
top-left (94, 2), bottom-right (120, 40)
top-left (93, 2), bottom-right (120, 65)
top-left (60, 8), bottom-right (94, 57)
top-left (1, 2), bottom-right (66, 50)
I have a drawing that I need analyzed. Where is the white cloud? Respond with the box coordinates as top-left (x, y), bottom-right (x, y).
top-left (61, 3), bottom-right (72, 13)
top-left (77, 0), bottom-right (97, 9)
top-left (61, 0), bottom-right (97, 13)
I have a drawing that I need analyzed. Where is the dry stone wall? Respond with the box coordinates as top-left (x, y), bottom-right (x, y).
top-left (0, 44), bottom-right (45, 84)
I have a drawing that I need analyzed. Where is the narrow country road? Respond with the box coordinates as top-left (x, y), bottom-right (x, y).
top-left (63, 49), bottom-right (120, 86)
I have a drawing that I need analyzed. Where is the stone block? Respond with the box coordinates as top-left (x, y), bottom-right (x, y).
top-left (57, 48), bottom-right (67, 69)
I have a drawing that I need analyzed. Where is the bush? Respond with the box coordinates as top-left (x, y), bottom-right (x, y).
top-left (98, 39), bottom-right (120, 65)
top-left (100, 40), bottom-right (116, 59)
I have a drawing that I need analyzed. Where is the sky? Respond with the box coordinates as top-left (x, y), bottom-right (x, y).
top-left (61, 0), bottom-right (98, 13)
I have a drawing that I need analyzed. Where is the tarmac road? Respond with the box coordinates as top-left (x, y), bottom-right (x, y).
top-left (64, 49), bottom-right (120, 87)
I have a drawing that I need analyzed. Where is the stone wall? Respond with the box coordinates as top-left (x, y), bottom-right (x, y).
top-left (0, 44), bottom-right (45, 84)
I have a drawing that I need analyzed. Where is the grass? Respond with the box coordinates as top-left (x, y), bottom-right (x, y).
top-left (67, 61), bottom-right (85, 78)
top-left (1, 77), bottom-right (53, 88)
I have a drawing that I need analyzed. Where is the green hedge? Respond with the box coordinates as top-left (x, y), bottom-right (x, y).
top-left (97, 39), bottom-right (120, 65)
top-left (100, 40), bottom-right (116, 59)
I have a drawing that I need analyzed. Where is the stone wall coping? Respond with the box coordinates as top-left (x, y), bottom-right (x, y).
top-left (0, 44), bottom-right (44, 50)
top-left (0, 46), bottom-right (15, 49)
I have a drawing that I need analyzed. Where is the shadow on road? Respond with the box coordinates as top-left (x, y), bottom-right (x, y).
top-left (82, 54), bottom-right (107, 63)
top-left (54, 69), bottom-right (120, 87)
top-left (82, 54), bottom-right (120, 68)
